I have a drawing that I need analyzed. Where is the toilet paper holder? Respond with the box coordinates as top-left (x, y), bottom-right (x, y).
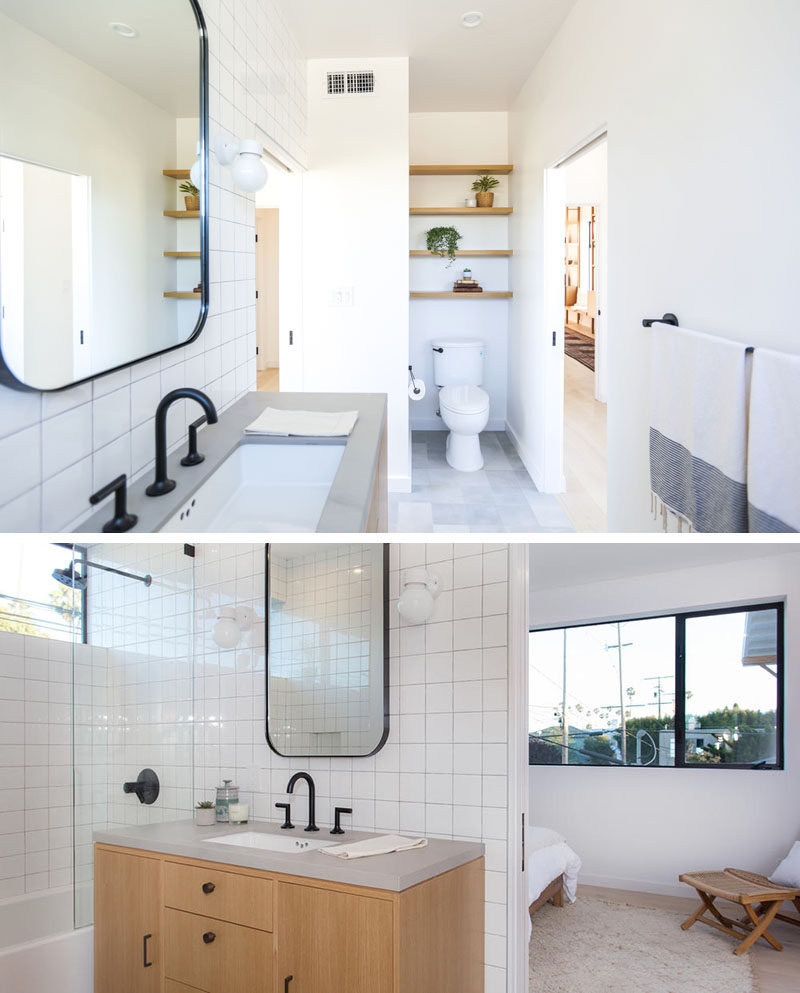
top-left (408, 365), bottom-right (422, 396)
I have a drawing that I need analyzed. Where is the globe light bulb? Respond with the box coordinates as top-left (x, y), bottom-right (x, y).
top-left (397, 568), bottom-right (441, 625)
top-left (231, 140), bottom-right (268, 193)
top-left (213, 609), bottom-right (240, 649)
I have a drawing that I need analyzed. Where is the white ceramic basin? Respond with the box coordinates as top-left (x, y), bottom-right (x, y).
top-left (205, 831), bottom-right (331, 854)
top-left (162, 441), bottom-right (345, 532)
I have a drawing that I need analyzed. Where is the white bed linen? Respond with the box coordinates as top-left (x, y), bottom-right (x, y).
top-left (527, 836), bottom-right (581, 941)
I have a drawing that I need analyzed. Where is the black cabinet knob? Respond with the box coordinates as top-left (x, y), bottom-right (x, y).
top-left (284, 977), bottom-right (293, 992)
top-left (142, 934), bottom-right (152, 968)
top-left (202, 931), bottom-right (216, 944)
top-left (202, 882), bottom-right (215, 894)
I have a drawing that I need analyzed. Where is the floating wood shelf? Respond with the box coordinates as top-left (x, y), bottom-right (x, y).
top-left (410, 249), bottom-right (513, 257)
top-left (164, 210), bottom-right (200, 218)
top-left (410, 164), bottom-right (513, 176)
top-left (410, 206), bottom-right (512, 216)
top-left (163, 251), bottom-right (201, 258)
top-left (163, 169), bottom-right (191, 179)
top-left (411, 291), bottom-right (513, 299)
top-left (164, 291), bottom-right (201, 299)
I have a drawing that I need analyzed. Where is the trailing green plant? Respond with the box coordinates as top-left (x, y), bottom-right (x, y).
top-left (196, 800), bottom-right (215, 809)
top-left (471, 174), bottom-right (500, 193)
top-left (426, 226), bottom-right (462, 266)
top-left (179, 180), bottom-right (200, 197)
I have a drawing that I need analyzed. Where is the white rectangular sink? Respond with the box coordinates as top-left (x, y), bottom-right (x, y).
top-left (205, 831), bottom-right (331, 854)
top-left (162, 441), bottom-right (345, 532)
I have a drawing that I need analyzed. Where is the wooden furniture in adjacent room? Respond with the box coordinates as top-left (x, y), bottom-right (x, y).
top-left (94, 843), bottom-right (484, 993)
top-left (679, 867), bottom-right (800, 955)
top-left (529, 873), bottom-right (564, 917)
top-left (564, 205), bottom-right (596, 338)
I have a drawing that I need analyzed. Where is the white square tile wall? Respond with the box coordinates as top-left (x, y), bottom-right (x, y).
top-left (193, 542), bottom-right (510, 993)
top-left (0, 0), bottom-right (308, 531)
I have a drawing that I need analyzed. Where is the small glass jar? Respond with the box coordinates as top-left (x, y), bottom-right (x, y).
top-left (215, 779), bottom-right (239, 822)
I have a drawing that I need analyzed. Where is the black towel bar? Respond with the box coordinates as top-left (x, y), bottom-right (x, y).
top-left (643, 313), bottom-right (679, 328)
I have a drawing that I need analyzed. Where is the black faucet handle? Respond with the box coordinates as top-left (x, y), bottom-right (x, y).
top-left (181, 415), bottom-right (208, 467)
top-left (90, 474), bottom-right (138, 533)
top-left (275, 802), bottom-right (294, 830)
top-left (331, 806), bottom-right (352, 835)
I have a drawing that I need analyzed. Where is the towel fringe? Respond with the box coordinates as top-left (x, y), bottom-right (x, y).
top-left (651, 491), bottom-right (694, 533)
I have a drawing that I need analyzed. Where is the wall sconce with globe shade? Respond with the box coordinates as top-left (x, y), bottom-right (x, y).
top-left (397, 568), bottom-right (441, 625)
top-left (213, 606), bottom-right (255, 649)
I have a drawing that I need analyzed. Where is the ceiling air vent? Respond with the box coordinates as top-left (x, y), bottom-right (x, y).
top-left (326, 72), bottom-right (346, 95)
top-left (325, 70), bottom-right (375, 97)
top-left (347, 70), bottom-right (374, 94)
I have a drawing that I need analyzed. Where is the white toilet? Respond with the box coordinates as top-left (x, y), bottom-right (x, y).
top-left (432, 339), bottom-right (490, 472)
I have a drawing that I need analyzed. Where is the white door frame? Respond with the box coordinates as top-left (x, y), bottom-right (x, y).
top-left (507, 544), bottom-right (530, 991)
top-left (541, 126), bottom-right (608, 493)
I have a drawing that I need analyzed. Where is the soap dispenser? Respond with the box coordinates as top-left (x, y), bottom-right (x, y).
top-left (215, 779), bottom-right (239, 823)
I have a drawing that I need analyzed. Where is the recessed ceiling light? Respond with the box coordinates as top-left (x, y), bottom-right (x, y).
top-left (460, 11), bottom-right (484, 28)
top-left (109, 21), bottom-right (138, 38)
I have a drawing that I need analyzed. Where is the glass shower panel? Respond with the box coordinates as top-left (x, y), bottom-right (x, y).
top-left (71, 543), bottom-right (195, 929)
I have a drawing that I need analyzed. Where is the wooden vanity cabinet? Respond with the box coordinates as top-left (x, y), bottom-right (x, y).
top-left (94, 847), bottom-right (163, 993)
top-left (95, 844), bottom-right (484, 993)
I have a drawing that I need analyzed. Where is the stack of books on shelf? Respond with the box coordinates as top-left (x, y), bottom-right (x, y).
top-left (453, 277), bottom-right (483, 293)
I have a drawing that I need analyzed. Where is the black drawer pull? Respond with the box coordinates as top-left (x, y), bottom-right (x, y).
top-left (142, 933), bottom-right (152, 968)
top-left (202, 882), bottom-right (215, 894)
top-left (285, 977), bottom-right (293, 992)
top-left (202, 931), bottom-right (216, 944)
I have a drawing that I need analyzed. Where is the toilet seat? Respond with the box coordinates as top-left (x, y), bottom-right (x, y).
top-left (439, 384), bottom-right (489, 415)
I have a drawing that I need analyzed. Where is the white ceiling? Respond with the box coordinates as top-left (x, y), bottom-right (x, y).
top-left (530, 543), bottom-right (800, 593)
top-left (0, 0), bottom-right (200, 117)
top-left (276, 0), bottom-right (577, 111)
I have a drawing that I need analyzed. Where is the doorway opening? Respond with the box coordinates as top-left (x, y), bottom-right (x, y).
top-left (545, 134), bottom-right (608, 531)
top-left (256, 207), bottom-right (280, 391)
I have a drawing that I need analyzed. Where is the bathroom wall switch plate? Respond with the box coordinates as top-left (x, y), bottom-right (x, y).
top-left (329, 287), bottom-right (354, 307)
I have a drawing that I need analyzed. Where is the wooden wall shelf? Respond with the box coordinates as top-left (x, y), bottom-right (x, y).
top-left (411, 291), bottom-right (513, 299)
top-left (410, 249), bottom-right (513, 257)
top-left (163, 169), bottom-right (190, 179)
top-left (164, 291), bottom-right (201, 299)
top-left (410, 207), bottom-right (513, 216)
top-left (410, 164), bottom-right (513, 175)
top-left (164, 210), bottom-right (200, 218)
top-left (164, 251), bottom-right (201, 258)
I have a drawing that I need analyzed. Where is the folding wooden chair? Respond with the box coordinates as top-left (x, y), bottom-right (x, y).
top-left (679, 868), bottom-right (800, 955)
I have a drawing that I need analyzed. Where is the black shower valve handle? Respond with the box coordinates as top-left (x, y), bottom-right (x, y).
top-left (123, 768), bottom-right (160, 805)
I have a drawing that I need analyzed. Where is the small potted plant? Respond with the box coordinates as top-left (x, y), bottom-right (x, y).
top-left (179, 180), bottom-right (200, 212)
top-left (426, 226), bottom-right (462, 267)
top-left (195, 800), bottom-right (216, 826)
top-left (471, 174), bottom-right (500, 207)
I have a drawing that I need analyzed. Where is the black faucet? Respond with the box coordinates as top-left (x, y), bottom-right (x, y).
top-left (286, 772), bottom-right (318, 832)
top-left (145, 388), bottom-right (218, 496)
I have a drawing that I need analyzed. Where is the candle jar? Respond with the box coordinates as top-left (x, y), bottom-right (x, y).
top-left (228, 802), bottom-right (249, 824)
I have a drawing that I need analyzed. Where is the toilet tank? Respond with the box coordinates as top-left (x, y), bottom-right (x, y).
top-left (431, 339), bottom-right (485, 387)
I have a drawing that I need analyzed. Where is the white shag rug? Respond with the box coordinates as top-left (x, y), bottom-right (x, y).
top-left (530, 896), bottom-right (755, 993)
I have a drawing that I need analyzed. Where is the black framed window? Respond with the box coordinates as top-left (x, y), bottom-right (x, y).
top-left (529, 601), bottom-right (784, 770)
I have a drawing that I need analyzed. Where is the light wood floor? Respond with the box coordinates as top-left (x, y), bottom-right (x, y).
top-left (257, 367), bottom-right (279, 392)
top-left (580, 885), bottom-right (800, 993)
top-left (557, 355), bottom-right (607, 532)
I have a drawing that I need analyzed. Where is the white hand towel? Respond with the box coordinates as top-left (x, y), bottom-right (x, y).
top-left (649, 323), bottom-right (750, 532)
top-left (244, 408), bottom-right (358, 437)
top-left (748, 347), bottom-right (800, 532)
top-left (320, 835), bottom-right (428, 860)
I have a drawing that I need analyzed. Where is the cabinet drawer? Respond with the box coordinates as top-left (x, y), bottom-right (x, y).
top-left (165, 861), bottom-right (273, 931)
top-left (165, 909), bottom-right (273, 993)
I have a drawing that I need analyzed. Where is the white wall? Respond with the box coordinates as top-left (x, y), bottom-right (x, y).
top-left (529, 549), bottom-right (800, 897)
top-left (409, 113), bottom-right (510, 431)
top-left (0, 0), bottom-right (308, 530)
top-left (302, 58), bottom-right (410, 489)
top-left (509, 0), bottom-right (800, 529)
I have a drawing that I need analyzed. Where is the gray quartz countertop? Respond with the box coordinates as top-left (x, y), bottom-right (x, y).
top-left (79, 391), bottom-right (387, 534)
top-left (94, 819), bottom-right (484, 892)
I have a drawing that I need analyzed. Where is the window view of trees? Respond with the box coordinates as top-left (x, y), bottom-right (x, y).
top-left (530, 605), bottom-right (782, 770)
top-left (0, 543), bottom-right (84, 642)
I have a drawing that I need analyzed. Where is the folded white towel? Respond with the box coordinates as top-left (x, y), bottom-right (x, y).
top-left (320, 834), bottom-right (428, 860)
top-left (244, 408), bottom-right (358, 437)
top-left (748, 347), bottom-right (800, 532)
top-left (649, 324), bottom-right (750, 532)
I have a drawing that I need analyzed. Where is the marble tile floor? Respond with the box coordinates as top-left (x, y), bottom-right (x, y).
top-left (390, 431), bottom-right (575, 533)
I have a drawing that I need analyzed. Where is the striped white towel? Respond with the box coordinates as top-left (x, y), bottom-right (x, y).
top-left (244, 408), bottom-right (358, 437)
top-left (320, 835), bottom-right (428, 860)
top-left (747, 347), bottom-right (800, 532)
top-left (649, 324), bottom-right (751, 532)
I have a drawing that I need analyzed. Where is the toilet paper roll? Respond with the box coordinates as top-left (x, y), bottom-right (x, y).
top-left (408, 379), bottom-right (426, 401)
